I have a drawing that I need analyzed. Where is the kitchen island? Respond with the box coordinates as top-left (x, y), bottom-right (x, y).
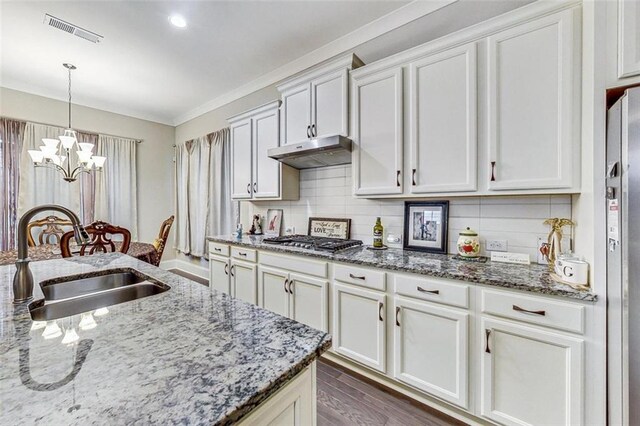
top-left (0, 253), bottom-right (330, 425)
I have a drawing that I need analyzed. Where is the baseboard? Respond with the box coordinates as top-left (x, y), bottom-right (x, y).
top-left (159, 259), bottom-right (209, 279)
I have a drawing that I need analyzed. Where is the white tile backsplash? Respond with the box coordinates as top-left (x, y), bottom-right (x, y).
top-left (241, 164), bottom-right (573, 260)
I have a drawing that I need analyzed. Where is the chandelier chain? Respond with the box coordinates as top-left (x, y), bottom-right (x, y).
top-left (68, 66), bottom-right (72, 129)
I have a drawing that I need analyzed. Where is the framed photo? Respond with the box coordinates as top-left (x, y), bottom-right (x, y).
top-left (308, 217), bottom-right (351, 239)
top-left (403, 201), bottom-right (449, 253)
top-left (265, 209), bottom-right (283, 237)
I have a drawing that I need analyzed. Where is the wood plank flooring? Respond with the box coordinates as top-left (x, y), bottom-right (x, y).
top-left (317, 359), bottom-right (467, 426)
top-left (168, 269), bottom-right (209, 286)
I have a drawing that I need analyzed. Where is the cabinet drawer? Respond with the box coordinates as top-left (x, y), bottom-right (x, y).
top-left (231, 247), bottom-right (257, 262)
top-left (481, 289), bottom-right (585, 334)
top-left (334, 264), bottom-right (386, 291)
top-left (259, 252), bottom-right (328, 278)
top-left (394, 274), bottom-right (469, 309)
top-left (209, 242), bottom-right (229, 257)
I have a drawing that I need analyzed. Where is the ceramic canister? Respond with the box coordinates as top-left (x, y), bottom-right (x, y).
top-left (457, 227), bottom-right (480, 258)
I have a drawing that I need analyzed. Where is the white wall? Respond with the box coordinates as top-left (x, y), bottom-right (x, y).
top-left (241, 164), bottom-right (573, 261)
top-left (0, 87), bottom-right (176, 258)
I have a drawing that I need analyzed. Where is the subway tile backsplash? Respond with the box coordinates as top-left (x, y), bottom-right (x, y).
top-left (240, 165), bottom-right (573, 260)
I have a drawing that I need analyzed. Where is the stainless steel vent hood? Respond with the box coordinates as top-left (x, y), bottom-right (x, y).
top-left (267, 135), bottom-right (352, 169)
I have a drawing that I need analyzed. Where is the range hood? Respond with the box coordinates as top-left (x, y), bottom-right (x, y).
top-left (268, 135), bottom-right (352, 169)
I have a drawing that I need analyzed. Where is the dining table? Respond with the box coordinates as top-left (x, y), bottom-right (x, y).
top-left (0, 242), bottom-right (158, 267)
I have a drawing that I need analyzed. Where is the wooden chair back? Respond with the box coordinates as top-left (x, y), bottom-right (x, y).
top-left (27, 215), bottom-right (73, 247)
top-left (152, 215), bottom-right (174, 266)
top-left (60, 221), bottom-right (131, 258)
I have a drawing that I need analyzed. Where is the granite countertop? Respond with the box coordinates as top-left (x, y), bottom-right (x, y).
top-left (0, 253), bottom-right (331, 425)
top-left (208, 235), bottom-right (597, 302)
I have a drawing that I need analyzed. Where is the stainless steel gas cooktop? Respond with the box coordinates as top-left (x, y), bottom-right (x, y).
top-left (262, 235), bottom-right (362, 253)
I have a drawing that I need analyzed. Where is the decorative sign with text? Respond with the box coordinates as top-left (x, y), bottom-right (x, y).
top-left (308, 218), bottom-right (351, 239)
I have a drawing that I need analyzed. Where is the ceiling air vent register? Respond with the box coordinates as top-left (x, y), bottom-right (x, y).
top-left (43, 14), bottom-right (103, 43)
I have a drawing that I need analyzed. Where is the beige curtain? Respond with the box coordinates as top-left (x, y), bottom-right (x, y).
top-left (209, 128), bottom-right (233, 237)
top-left (0, 118), bottom-right (26, 250)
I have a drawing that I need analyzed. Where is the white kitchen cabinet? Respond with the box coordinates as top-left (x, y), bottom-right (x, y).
top-left (230, 118), bottom-right (253, 199)
top-left (332, 282), bottom-right (386, 373)
top-left (409, 43), bottom-right (477, 193)
top-left (278, 54), bottom-right (362, 146)
top-left (231, 259), bottom-right (258, 304)
top-left (480, 317), bottom-right (584, 426)
top-left (393, 297), bottom-right (469, 409)
top-left (210, 254), bottom-right (231, 295)
top-left (229, 101), bottom-right (299, 201)
top-left (258, 266), bottom-right (290, 317)
top-left (618, 0), bottom-right (640, 78)
top-left (352, 67), bottom-right (404, 196)
top-left (487, 8), bottom-right (579, 191)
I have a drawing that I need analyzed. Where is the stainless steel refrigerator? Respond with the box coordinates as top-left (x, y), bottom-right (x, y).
top-left (607, 86), bottom-right (640, 425)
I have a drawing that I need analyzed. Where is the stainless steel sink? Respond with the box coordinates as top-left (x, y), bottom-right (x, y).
top-left (29, 270), bottom-right (170, 321)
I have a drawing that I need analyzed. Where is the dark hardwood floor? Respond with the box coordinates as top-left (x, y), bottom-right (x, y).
top-left (317, 359), bottom-right (466, 426)
top-left (168, 269), bottom-right (209, 286)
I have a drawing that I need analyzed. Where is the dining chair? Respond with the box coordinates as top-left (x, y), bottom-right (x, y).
top-left (60, 221), bottom-right (131, 258)
top-left (151, 215), bottom-right (174, 266)
top-left (27, 215), bottom-right (73, 247)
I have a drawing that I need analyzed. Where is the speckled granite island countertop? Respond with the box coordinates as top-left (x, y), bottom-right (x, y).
top-left (208, 235), bottom-right (597, 302)
top-left (0, 253), bottom-right (331, 425)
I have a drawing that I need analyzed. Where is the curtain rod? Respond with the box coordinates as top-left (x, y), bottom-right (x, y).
top-left (1, 115), bottom-right (143, 143)
top-left (172, 126), bottom-right (230, 147)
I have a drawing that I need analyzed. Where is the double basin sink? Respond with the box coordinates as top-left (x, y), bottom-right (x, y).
top-left (29, 270), bottom-right (170, 321)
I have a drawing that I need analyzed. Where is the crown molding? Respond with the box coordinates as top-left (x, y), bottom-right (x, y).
top-left (172, 0), bottom-right (458, 126)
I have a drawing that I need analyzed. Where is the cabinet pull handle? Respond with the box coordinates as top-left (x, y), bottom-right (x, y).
top-left (349, 273), bottom-right (366, 280)
top-left (230, 265), bottom-right (235, 277)
top-left (396, 170), bottom-right (401, 187)
top-left (238, 252), bottom-right (247, 257)
top-left (306, 125), bottom-right (311, 139)
top-left (253, 182), bottom-right (257, 193)
top-left (485, 329), bottom-right (492, 354)
top-left (288, 280), bottom-right (294, 294)
top-left (284, 278), bottom-right (289, 294)
top-left (247, 183), bottom-right (251, 194)
top-left (512, 305), bottom-right (546, 316)
top-left (417, 286), bottom-right (439, 295)
top-left (312, 124), bottom-right (317, 137)
top-left (412, 169), bottom-right (416, 186)
top-left (395, 306), bottom-right (401, 326)
top-left (378, 302), bottom-right (384, 322)
top-left (490, 161), bottom-right (496, 182)
top-left (214, 247), bottom-right (222, 252)
top-left (224, 264), bottom-right (228, 275)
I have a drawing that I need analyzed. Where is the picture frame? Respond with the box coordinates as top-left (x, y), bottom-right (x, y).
top-left (308, 217), bottom-right (351, 239)
top-left (264, 209), bottom-right (283, 237)
top-left (403, 201), bottom-right (449, 253)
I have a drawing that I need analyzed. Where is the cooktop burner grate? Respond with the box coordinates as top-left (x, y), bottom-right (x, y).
top-left (262, 235), bottom-right (363, 252)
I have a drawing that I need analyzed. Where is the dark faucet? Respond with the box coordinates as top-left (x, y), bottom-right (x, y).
top-left (13, 204), bottom-right (90, 303)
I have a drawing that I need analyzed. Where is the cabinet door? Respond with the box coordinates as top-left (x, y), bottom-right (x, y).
top-left (289, 273), bottom-right (329, 332)
top-left (252, 107), bottom-right (281, 199)
top-left (281, 84), bottom-right (311, 145)
top-left (487, 9), bottom-right (577, 190)
top-left (231, 259), bottom-right (257, 304)
top-left (258, 266), bottom-right (289, 317)
top-left (619, 0), bottom-right (640, 78)
top-left (409, 43), bottom-right (477, 193)
top-left (209, 255), bottom-right (231, 295)
top-left (332, 282), bottom-right (386, 372)
top-left (481, 318), bottom-right (584, 426)
top-left (231, 119), bottom-right (253, 199)
top-left (311, 69), bottom-right (348, 139)
top-left (352, 67), bottom-right (404, 196)
top-left (393, 297), bottom-right (469, 409)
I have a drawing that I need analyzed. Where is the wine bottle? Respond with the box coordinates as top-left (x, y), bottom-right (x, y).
top-left (373, 217), bottom-right (383, 248)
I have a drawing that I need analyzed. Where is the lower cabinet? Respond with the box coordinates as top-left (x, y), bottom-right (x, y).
top-left (480, 317), bottom-right (584, 426)
top-left (231, 259), bottom-right (258, 304)
top-left (393, 297), bottom-right (469, 409)
top-left (331, 282), bottom-right (386, 373)
top-left (209, 254), bottom-right (231, 294)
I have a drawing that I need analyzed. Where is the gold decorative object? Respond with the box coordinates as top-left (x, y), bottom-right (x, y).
top-left (543, 218), bottom-right (575, 269)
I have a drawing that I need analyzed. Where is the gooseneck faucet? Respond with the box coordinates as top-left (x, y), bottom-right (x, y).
top-left (13, 204), bottom-right (90, 304)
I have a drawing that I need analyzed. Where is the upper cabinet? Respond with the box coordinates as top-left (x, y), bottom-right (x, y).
top-left (278, 54), bottom-right (363, 146)
top-left (487, 9), bottom-right (579, 191)
top-left (618, 0), bottom-right (640, 79)
top-left (229, 101), bottom-right (299, 201)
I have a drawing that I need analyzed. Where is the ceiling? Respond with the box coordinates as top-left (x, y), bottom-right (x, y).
top-left (0, 1), bottom-right (409, 125)
top-left (0, 1), bottom-right (532, 126)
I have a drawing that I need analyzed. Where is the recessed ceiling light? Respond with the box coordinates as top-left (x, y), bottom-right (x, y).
top-left (169, 15), bottom-right (186, 28)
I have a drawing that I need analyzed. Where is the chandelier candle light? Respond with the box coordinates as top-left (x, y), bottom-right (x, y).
top-left (27, 63), bottom-right (106, 182)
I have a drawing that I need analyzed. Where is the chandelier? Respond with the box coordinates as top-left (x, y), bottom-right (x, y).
top-left (27, 63), bottom-right (106, 182)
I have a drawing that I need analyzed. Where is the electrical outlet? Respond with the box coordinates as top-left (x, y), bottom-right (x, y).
top-left (487, 239), bottom-right (508, 252)
top-left (284, 226), bottom-right (295, 235)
